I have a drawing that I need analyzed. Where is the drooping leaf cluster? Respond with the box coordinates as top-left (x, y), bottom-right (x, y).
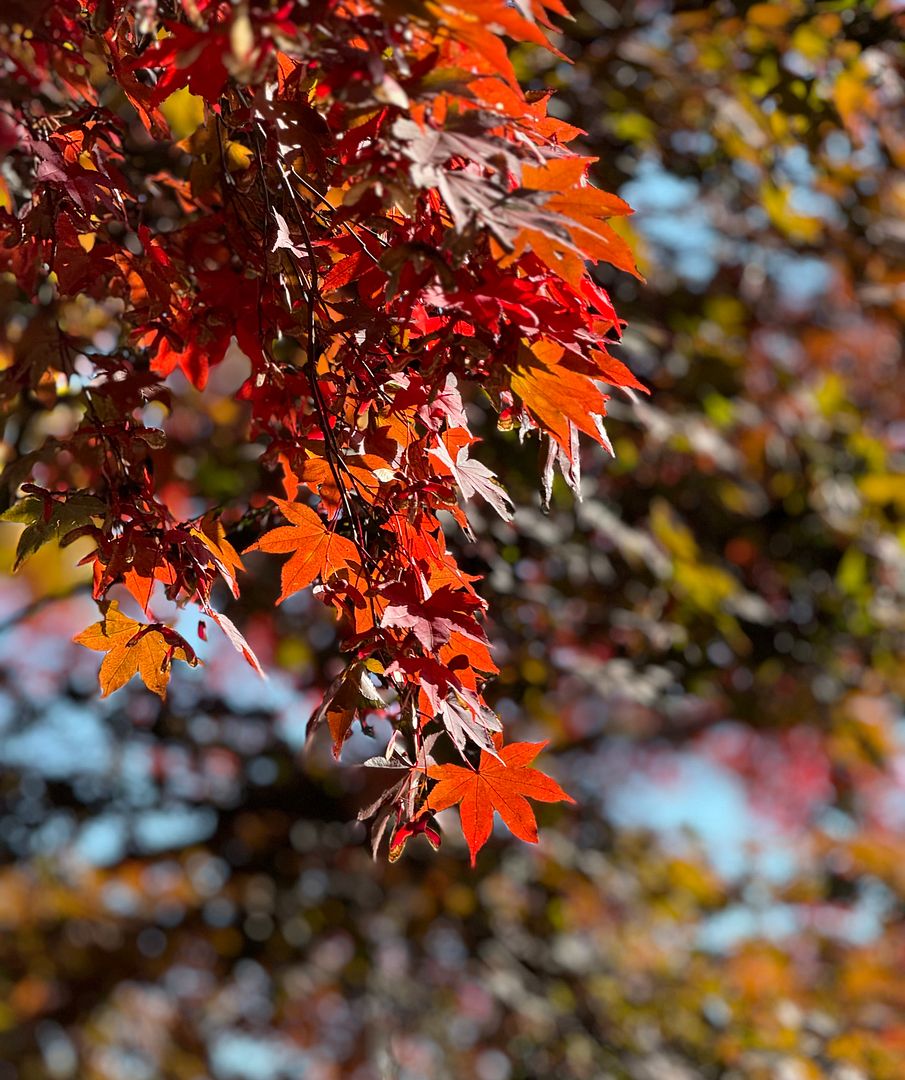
top-left (0, 0), bottom-right (641, 858)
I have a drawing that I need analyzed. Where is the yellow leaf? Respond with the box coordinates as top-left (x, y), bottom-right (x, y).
top-left (73, 601), bottom-right (198, 699)
top-left (225, 140), bottom-right (254, 172)
top-left (834, 66), bottom-right (872, 130)
top-left (747, 2), bottom-right (796, 29)
top-left (160, 86), bottom-right (205, 139)
top-left (859, 474), bottom-right (905, 508)
top-left (761, 183), bottom-right (823, 243)
top-left (650, 499), bottom-right (699, 562)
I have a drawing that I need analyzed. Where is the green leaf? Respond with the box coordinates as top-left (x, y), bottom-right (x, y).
top-left (1, 494), bottom-right (106, 570)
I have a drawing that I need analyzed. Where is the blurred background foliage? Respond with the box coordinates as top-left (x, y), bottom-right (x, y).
top-left (1, 0), bottom-right (905, 1077)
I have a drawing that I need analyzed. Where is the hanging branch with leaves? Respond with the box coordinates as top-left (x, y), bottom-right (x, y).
top-left (0, 0), bottom-right (643, 861)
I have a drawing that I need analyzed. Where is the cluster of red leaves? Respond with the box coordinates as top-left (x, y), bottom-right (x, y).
top-left (0, 0), bottom-right (641, 861)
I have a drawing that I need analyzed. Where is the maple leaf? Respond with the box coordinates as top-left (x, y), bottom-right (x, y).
top-left (121, 544), bottom-right (178, 613)
top-left (208, 609), bottom-right (266, 679)
top-left (437, 694), bottom-right (503, 756)
top-left (308, 660), bottom-right (385, 757)
top-left (418, 373), bottom-right (469, 431)
top-left (386, 655), bottom-right (462, 721)
top-left (380, 584), bottom-right (485, 653)
top-left (73, 601), bottom-right (199, 699)
top-left (244, 498), bottom-right (360, 604)
top-left (293, 454), bottom-right (392, 514)
top-left (1, 493), bottom-right (106, 571)
top-left (441, 630), bottom-right (499, 679)
top-left (322, 249), bottom-right (372, 293)
top-left (542, 422), bottom-right (582, 507)
top-left (271, 209), bottom-right (308, 260)
top-left (589, 348), bottom-right (649, 394)
top-left (389, 813), bottom-right (441, 862)
top-left (509, 344), bottom-right (609, 458)
top-left (427, 738), bottom-right (574, 865)
top-left (192, 513), bottom-right (245, 598)
top-left (140, 312), bottom-right (231, 390)
top-left (133, 24), bottom-right (230, 107)
top-left (431, 439), bottom-right (514, 522)
top-left (354, 744), bottom-right (434, 859)
top-left (510, 157), bottom-right (640, 287)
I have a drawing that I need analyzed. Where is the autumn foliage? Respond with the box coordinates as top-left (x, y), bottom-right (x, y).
top-left (0, 0), bottom-right (640, 859)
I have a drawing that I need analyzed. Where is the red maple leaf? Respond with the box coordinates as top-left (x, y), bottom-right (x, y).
top-left (133, 23), bottom-right (230, 107)
top-left (381, 584), bottom-right (485, 653)
top-left (389, 812), bottom-right (442, 862)
top-left (427, 738), bottom-right (574, 864)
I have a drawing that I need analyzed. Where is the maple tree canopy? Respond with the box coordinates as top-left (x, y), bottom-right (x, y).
top-left (0, 0), bottom-right (642, 861)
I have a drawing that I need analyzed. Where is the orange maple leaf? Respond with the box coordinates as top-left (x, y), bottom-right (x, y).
top-left (193, 512), bottom-right (245, 596)
top-left (73, 601), bottom-right (199, 699)
top-left (243, 497), bottom-right (360, 604)
top-left (514, 158), bottom-right (640, 287)
top-left (427, 738), bottom-right (574, 865)
top-left (296, 453), bottom-right (392, 512)
top-left (510, 347), bottom-right (608, 456)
